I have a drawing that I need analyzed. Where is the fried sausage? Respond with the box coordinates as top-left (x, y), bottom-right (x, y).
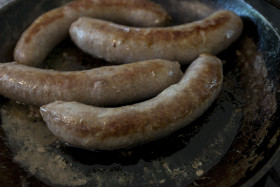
top-left (40, 53), bottom-right (223, 150)
top-left (0, 59), bottom-right (182, 106)
top-left (14, 0), bottom-right (171, 67)
top-left (70, 10), bottom-right (242, 64)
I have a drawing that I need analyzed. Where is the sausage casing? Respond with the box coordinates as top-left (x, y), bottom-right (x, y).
top-left (0, 59), bottom-right (182, 106)
top-left (40, 53), bottom-right (223, 150)
top-left (70, 10), bottom-right (243, 64)
top-left (14, 0), bottom-right (170, 67)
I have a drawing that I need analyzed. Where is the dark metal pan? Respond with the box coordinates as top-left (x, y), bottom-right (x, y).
top-left (0, 0), bottom-right (279, 186)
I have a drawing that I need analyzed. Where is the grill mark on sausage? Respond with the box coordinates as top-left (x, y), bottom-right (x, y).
top-left (67, 0), bottom-right (168, 17)
top-left (92, 12), bottom-right (231, 42)
top-left (24, 10), bottom-right (65, 43)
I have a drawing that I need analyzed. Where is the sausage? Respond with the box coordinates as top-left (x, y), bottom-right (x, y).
top-left (40, 53), bottom-right (223, 150)
top-left (14, 0), bottom-right (171, 67)
top-left (0, 59), bottom-right (182, 107)
top-left (69, 10), bottom-right (243, 64)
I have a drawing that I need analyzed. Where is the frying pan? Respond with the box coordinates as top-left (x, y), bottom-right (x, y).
top-left (0, 0), bottom-right (279, 186)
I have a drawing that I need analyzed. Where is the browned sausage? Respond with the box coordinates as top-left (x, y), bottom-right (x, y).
top-left (0, 59), bottom-right (182, 106)
top-left (40, 53), bottom-right (223, 150)
top-left (14, 0), bottom-right (170, 67)
top-left (70, 10), bottom-right (242, 64)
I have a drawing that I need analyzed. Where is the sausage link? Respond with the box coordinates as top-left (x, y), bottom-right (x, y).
top-left (70, 10), bottom-right (242, 64)
top-left (40, 53), bottom-right (223, 150)
top-left (0, 59), bottom-right (182, 106)
top-left (14, 0), bottom-right (171, 67)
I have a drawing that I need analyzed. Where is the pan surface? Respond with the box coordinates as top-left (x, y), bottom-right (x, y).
top-left (0, 0), bottom-right (279, 186)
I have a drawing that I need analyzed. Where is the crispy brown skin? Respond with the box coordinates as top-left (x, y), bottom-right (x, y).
top-left (40, 53), bottom-right (223, 150)
top-left (0, 59), bottom-right (182, 106)
top-left (14, 0), bottom-right (170, 67)
top-left (70, 10), bottom-right (243, 64)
